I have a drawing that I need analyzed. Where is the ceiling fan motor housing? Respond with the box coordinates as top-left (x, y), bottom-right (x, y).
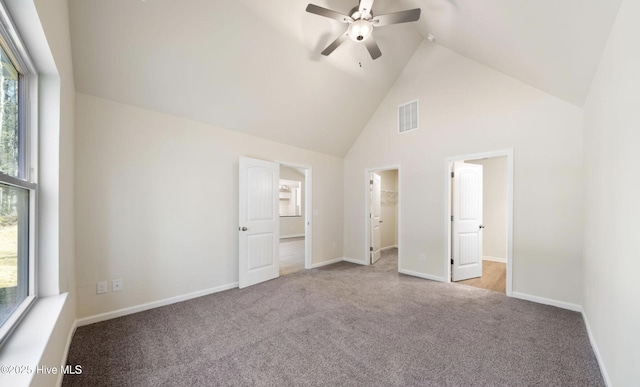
top-left (348, 19), bottom-right (373, 42)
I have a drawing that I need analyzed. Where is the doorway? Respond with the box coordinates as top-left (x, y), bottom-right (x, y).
top-left (445, 150), bottom-right (513, 295)
top-left (279, 163), bottom-right (312, 275)
top-left (365, 166), bottom-right (400, 269)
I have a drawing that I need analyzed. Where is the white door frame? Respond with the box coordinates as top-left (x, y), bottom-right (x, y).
top-left (444, 149), bottom-right (514, 296)
top-left (364, 165), bottom-right (402, 269)
top-left (278, 161), bottom-right (312, 270)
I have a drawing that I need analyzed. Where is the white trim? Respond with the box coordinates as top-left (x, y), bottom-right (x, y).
top-left (399, 268), bottom-right (447, 282)
top-left (511, 291), bottom-right (582, 312)
top-left (77, 282), bottom-right (238, 327)
top-left (280, 234), bottom-right (305, 239)
top-left (343, 257), bottom-right (367, 265)
top-left (55, 319), bottom-right (77, 387)
top-left (483, 255), bottom-right (507, 263)
top-left (582, 311), bottom-right (611, 387)
top-left (0, 294), bottom-right (67, 386)
top-left (381, 245), bottom-right (398, 252)
top-left (445, 149), bottom-right (514, 296)
top-left (309, 257), bottom-right (343, 269)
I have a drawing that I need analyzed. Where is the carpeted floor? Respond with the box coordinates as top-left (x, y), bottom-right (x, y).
top-left (63, 249), bottom-right (603, 386)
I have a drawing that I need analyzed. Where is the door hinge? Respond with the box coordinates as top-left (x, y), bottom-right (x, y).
top-left (370, 213), bottom-right (372, 218)
top-left (451, 259), bottom-right (454, 264)
top-left (370, 179), bottom-right (373, 185)
top-left (451, 172), bottom-right (454, 178)
top-left (370, 247), bottom-right (374, 252)
top-left (451, 215), bottom-right (453, 221)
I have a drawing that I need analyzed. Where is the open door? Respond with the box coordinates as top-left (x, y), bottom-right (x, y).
top-left (452, 162), bottom-right (483, 281)
top-left (370, 172), bottom-right (381, 264)
top-left (239, 157), bottom-right (279, 288)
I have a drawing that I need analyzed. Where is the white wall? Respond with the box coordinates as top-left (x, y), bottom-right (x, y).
top-left (582, 0), bottom-right (640, 384)
top-left (34, 0), bottom-right (76, 297)
top-left (378, 170), bottom-right (398, 249)
top-left (32, 1), bottom-right (77, 384)
top-left (468, 157), bottom-right (507, 261)
top-left (279, 166), bottom-right (305, 238)
top-left (344, 42), bottom-right (584, 305)
top-left (74, 93), bottom-right (344, 319)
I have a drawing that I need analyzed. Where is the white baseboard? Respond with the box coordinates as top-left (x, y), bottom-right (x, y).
top-left (398, 268), bottom-right (447, 282)
top-left (343, 257), bottom-right (367, 265)
top-left (280, 234), bottom-right (305, 239)
top-left (309, 257), bottom-right (343, 269)
top-left (381, 245), bottom-right (398, 252)
top-left (582, 311), bottom-right (611, 387)
top-left (483, 255), bottom-right (506, 263)
top-left (56, 319), bottom-right (78, 387)
top-left (77, 282), bottom-right (239, 327)
top-left (511, 291), bottom-right (582, 312)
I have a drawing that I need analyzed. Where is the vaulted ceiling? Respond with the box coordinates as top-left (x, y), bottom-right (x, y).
top-left (68, 0), bottom-right (622, 156)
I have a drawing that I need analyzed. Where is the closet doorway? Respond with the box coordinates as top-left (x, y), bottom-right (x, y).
top-left (365, 166), bottom-right (400, 269)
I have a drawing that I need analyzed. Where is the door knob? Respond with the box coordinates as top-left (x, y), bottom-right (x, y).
top-left (479, 225), bottom-right (485, 229)
top-left (240, 227), bottom-right (248, 231)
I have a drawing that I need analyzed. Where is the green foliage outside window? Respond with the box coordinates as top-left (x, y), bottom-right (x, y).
top-left (0, 45), bottom-right (20, 321)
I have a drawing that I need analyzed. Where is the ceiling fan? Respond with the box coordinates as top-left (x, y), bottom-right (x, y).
top-left (306, 0), bottom-right (421, 60)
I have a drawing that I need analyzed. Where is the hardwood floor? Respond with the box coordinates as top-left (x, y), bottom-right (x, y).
top-left (279, 237), bottom-right (305, 276)
top-left (457, 260), bottom-right (506, 293)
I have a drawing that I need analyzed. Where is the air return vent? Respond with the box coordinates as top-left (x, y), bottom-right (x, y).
top-left (398, 100), bottom-right (419, 134)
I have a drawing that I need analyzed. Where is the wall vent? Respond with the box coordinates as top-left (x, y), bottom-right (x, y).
top-left (398, 100), bottom-right (418, 134)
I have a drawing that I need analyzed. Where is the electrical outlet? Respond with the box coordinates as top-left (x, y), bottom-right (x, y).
top-left (419, 253), bottom-right (427, 261)
top-left (112, 279), bottom-right (123, 292)
top-left (96, 281), bottom-right (107, 294)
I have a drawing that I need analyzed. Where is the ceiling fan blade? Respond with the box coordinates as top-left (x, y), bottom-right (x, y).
top-left (321, 32), bottom-right (349, 56)
top-left (364, 36), bottom-right (382, 60)
top-left (306, 4), bottom-right (353, 23)
top-left (359, 0), bottom-right (375, 15)
top-left (372, 8), bottom-right (421, 27)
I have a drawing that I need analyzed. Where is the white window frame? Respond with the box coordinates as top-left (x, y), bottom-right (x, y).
top-left (0, 1), bottom-right (38, 346)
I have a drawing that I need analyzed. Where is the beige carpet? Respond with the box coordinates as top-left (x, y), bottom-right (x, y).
top-left (63, 249), bottom-right (603, 386)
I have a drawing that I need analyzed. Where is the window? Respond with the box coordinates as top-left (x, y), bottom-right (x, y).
top-left (0, 6), bottom-right (37, 344)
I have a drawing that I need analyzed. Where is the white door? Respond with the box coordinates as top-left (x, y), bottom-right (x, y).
top-left (239, 157), bottom-right (279, 288)
top-left (370, 172), bottom-right (382, 264)
top-left (452, 162), bottom-right (483, 281)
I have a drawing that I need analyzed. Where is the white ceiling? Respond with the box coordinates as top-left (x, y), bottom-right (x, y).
top-left (68, 0), bottom-right (621, 156)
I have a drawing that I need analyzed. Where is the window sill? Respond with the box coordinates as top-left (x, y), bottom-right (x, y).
top-left (0, 293), bottom-right (68, 386)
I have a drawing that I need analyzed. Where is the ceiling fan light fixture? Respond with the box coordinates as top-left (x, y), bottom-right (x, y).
top-left (348, 19), bottom-right (373, 42)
